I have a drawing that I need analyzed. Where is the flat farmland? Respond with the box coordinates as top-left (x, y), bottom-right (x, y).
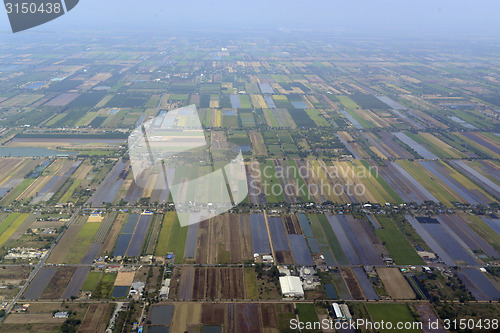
top-left (40, 266), bottom-right (77, 299)
top-left (62, 222), bottom-right (101, 264)
top-left (3, 314), bottom-right (66, 325)
top-left (366, 303), bottom-right (421, 333)
top-left (376, 267), bottom-right (416, 300)
top-left (170, 302), bottom-right (202, 333)
top-left (249, 130), bottom-right (267, 156)
top-left (195, 214), bottom-right (252, 264)
top-left (175, 266), bottom-right (194, 300)
top-left (219, 268), bottom-right (245, 299)
top-left (234, 303), bottom-right (261, 333)
top-left (374, 216), bottom-right (424, 265)
top-left (193, 267), bottom-right (218, 300)
top-left (201, 303), bottom-right (226, 326)
top-left (191, 267), bottom-right (245, 300)
top-left (22, 266), bottom-right (57, 300)
top-left (47, 222), bottom-right (84, 264)
top-left (154, 212), bottom-right (175, 256)
top-left (78, 303), bottom-right (112, 333)
top-left (0, 213), bottom-right (30, 246)
top-left (340, 267), bottom-right (364, 300)
top-left (100, 213), bottom-right (127, 255)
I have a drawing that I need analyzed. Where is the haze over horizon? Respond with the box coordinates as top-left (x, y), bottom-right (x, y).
top-left (0, 0), bottom-right (499, 37)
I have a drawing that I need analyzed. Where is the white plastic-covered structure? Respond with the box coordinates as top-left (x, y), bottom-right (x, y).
top-left (279, 276), bottom-right (304, 297)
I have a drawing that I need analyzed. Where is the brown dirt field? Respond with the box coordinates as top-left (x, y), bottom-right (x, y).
top-left (114, 271), bottom-right (135, 286)
top-left (376, 267), bottom-right (416, 300)
top-left (170, 302), bottom-right (202, 333)
top-left (195, 214), bottom-right (234, 265)
top-left (175, 266), bottom-right (194, 300)
top-left (275, 250), bottom-right (294, 265)
top-left (31, 220), bottom-right (66, 229)
top-left (192, 267), bottom-right (207, 300)
top-left (236, 303), bottom-right (262, 333)
top-left (228, 214), bottom-right (253, 263)
top-left (47, 224), bottom-right (84, 264)
top-left (100, 213), bottom-right (127, 255)
top-left (415, 303), bottom-right (447, 333)
top-left (219, 268), bottom-right (245, 300)
top-left (249, 130), bottom-right (267, 156)
top-left (283, 215), bottom-right (302, 235)
top-left (4, 314), bottom-right (66, 324)
top-left (195, 220), bottom-right (209, 264)
top-left (201, 303), bottom-right (226, 326)
top-left (134, 266), bottom-right (149, 283)
top-left (260, 303), bottom-right (278, 328)
top-left (40, 266), bottom-right (76, 299)
top-left (206, 268), bottom-right (218, 300)
top-left (78, 303), bottom-right (111, 333)
top-left (340, 268), bottom-right (364, 300)
top-left (238, 214), bottom-right (254, 260)
top-left (0, 266), bottom-right (30, 280)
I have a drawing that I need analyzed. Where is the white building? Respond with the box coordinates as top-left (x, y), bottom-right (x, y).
top-left (279, 276), bottom-right (304, 298)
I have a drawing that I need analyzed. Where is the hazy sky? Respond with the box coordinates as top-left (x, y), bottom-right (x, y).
top-left (1, 0), bottom-right (500, 35)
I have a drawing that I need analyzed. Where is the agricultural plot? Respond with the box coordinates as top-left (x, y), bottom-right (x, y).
top-left (406, 132), bottom-right (466, 159)
top-left (374, 216), bottom-right (424, 265)
top-left (63, 222), bottom-right (101, 264)
top-left (249, 214), bottom-right (271, 255)
top-left (449, 160), bottom-right (500, 199)
top-left (405, 215), bottom-right (455, 266)
top-left (307, 214), bottom-right (336, 266)
top-left (397, 160), bottom-right (459, 206)
top-left (62, 266), bottom-right (90, 299)
top-left (78, 303), bottom-right (112, 333)
top-left (297, 214), bottom-right (320, 253)
top-left (0, 213), bottom-right (30, 246)
top-left (437, 215), bottom-right (499, 259)
top-left (40, 266), bottom-right (77, 299)
top-left (125, 214), bottom-right (152, 257)
top-left (352, 267), bottom-right (379, 300)
top-left (376, 268), bottom-right (415, 300)
top-left (267, 216), bottom-right (292, 264)
top-left (366, 303), bottom-right (421, 333)
top-left (457, 132), bottom-right (500, 159)
top-left (337, 215), bottom-right (384, 265)
top-left (195, 214), bottom-right (252, 264)
top-left (379, 162), bottom-right (438, 204)
top-left (340, 268), bottom-right (364, 300)
top-left (418, 218), bottom-right (478, 265)
top-left (457, 268), bottom-right (500, 301)
top-left (22, 266), bottom-right (57, 300)
top-left (113, 213), bottom-right (139, 257)
top-left (90, 158), bottom-right (128, 206)
top-left (393, 132), bottom-right (438, 159)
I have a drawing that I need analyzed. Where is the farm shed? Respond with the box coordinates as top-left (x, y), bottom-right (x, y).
top-left (279, 276), bottom-right (304, 297)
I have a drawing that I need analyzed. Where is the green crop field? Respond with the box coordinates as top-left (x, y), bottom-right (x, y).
top-left (244, 267), bottom-right (258, 300)
top-left (295, 303), bottom-right (319, 327)
top-left (154, 212), bottom-right (175, 256)
top-left (375, 216), bottom-right (424, 265)
top-left (317, 214), bottom-right (348, 265)
top-left (166, 214), bottom-right (188, 264)
top-left (337, 95), bottom-right (360, 109)
top-left (81, 272), bottom-right (102, 292)
top-left (63, 223), bottom-right (101, 264)
top-left (0, 213), bottom-right (29, 246)
top-left (305, 109), bottom-right (330, 126)
top-left (366, 303), bottom-right (420, 333)
top-left (92, 273), bottom-right (117, 299)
